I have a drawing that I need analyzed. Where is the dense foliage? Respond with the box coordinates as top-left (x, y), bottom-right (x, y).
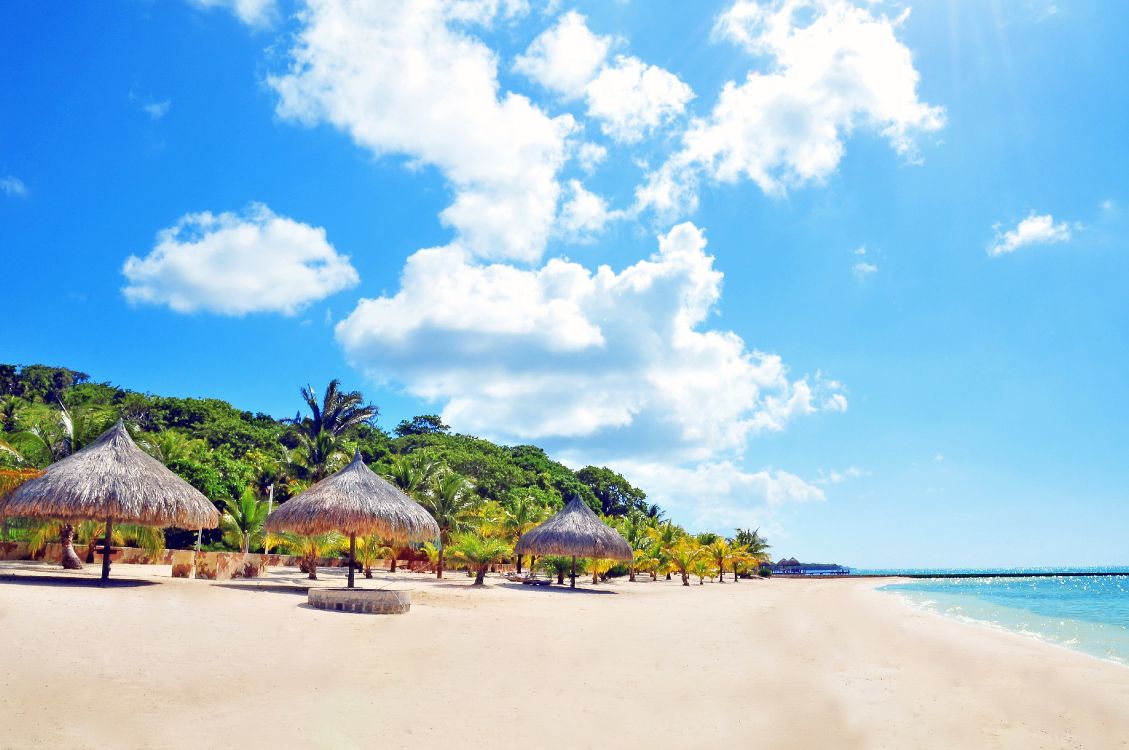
top-left (0, 364), bottom-right (771, 581)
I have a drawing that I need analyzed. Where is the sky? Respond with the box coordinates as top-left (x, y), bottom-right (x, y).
top-left (2, 0), bottom-right (1127, 568)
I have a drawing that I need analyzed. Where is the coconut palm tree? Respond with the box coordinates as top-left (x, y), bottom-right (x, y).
top-left (614, 510), bottom-right (651, 582)
top-left (293, 429), bottom-right (348, 481)
top-left (355, 535), bottom-right (392, 578)
top-left (448, 532), bottom-right (510, 586)
top-left (421, 472), bottom-right (478, 579)
top-left (689, 556), bottom-right (714, 585)
top-left (220, 488), bottom-right (269, 553)
top-left (668, 541), bottom-right (702, 586)
top-left (705, 539), bottom-right (732, 582)
top-left (289, 380), bottom-right (377, 440)
top-left (269, 531), bottom-right (344, 580)
top-left (734, 527), bottom-right (772, 576)
top-left (494, 494), bottom-right (550, 574)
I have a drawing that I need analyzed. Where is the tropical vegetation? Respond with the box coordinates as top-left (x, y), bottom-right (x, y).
top-left (0, 363), bottom-right (773, 585)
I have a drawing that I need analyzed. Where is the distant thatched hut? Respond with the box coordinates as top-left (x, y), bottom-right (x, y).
top-left (264, 450), bottom-right (439, 587)
top-left (515, 496), bottom-right (633, 588)
top-left (0, 420), bottom-right (219, 581)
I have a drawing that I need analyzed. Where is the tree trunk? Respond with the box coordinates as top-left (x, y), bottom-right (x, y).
top-left (99, 519), bottom-right (113, 583)
top-left (666, 571), bottom-right (672, 580)
top-left (437, 546), bottom-right (444, 579)
top-left (681, 572), bottom-right (689, 586)
top-left (516, 553), bottom-right (522, 574)
top-left (364, 566), bottom-right (373, 579)
top-left (629, 565), bottom-right (635, 582)
top-left (306, 555), bottom-right (318, 580)
top-left (347, 533), bottom-right (356, 588)
top-left (733, 564), bottom-right (739, 582)
top-left (718, 563), bottom-right (724, 582)
top-left (242, 534), bottom-right (250, 554)
top-left (474, 567), bottom-right (487, 586)
top-left (60, 523), bottom-right (83, 570)
top-left (557, 568), bottom-right (565, 585)
top-left (389, 555), bottom-right (397, 573)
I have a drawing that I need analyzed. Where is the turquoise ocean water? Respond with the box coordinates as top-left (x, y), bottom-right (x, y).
top-left (866, 569), bottom-right (1129, 666)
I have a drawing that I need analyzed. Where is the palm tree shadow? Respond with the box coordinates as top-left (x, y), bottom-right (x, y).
top-left (0, 571), bottom-right (157, 588)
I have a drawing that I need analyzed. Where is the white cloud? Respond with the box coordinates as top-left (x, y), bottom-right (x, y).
top-left (638, 0), bottom-right (944, 215)
top-left (576, 142), bottom-right (608, 173)
top-left (122, 203), bottom-right (359, 315)
top-left (516, 11), bottom-right (694, 145)
top-left (814, 466), bottom-right (867, 484)
top-left (143, 100), bottom-right (171, 120)
top-left (557, 180), bottom-right (621, 239)
top-left (514, 10), bottom-right (611, 100)
top-left (0, 176), bottom-right (27, 197)
top-left (617, 460), bottom-right (826, 533)
top-left (336, 221), bottom-right (844, 461)
top-left (853, 261), bottom-right (877, 279)
top-left (989, 212), bottom-right (1072, 256)
top-left (186, 0), bottom-right (277, 28)
top-left (586, 55), bottom-right (695, 144)
top-left (269, 0), bottom-right (574, 262)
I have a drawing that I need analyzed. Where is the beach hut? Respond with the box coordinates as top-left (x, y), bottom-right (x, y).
top-left (0, 419), bottom-right (220, 582)
top-left (263, 450), bottom-right (439, 588)
top-left (515, 495), bottom-right (633, 588)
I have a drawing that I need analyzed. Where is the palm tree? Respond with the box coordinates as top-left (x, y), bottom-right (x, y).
top-left (614, 510), bottom-right (650, 582)
top-left (689, 556), bottom-right (713, 585)
top-left (668, 541), bottom-right (702, 586)
top-left (541, 556), bottom-right (572, 585)
top-left (494, 494), bottom-right (550, 574)
top-left (705, 539), bottom-right (731, 582)
top-left (220, 488), bottom-right (269, 553)
top-left (270, 532), bottom-right (343, 580)
top-left (290, 380), bottom-right (377, 440)
top-left (734, 527), bottom-right (772, 576)
top-left (448, 532), bottom-right (510, 585)
top-left (649, 520), bottom-right (684, 580)
top-left (355, 535), bottom-right (392, 578)
top-left (293, 429), bottom-right (347, 481)
top-left (143, 429), bottom-right (206, 466)
top-left (385, 453), bottom-right (441, 572)
top-left (421, 472), bottom-right (478, 579)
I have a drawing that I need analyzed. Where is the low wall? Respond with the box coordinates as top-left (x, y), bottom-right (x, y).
top-left (0, 541), bottom-right (29, 560)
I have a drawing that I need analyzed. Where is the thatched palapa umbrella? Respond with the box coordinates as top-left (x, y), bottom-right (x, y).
top-left (0, 420), bottom-right (220, 582)
top-left (264, 450), bottom-right (439, 588)
top-left (515, 495), bottom-right (633, 588)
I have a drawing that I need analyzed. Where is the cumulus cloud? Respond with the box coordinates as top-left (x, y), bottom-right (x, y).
top-left (557, 180), bottom-right (621, 239)
top-left (517, 11), bottom-right (694, 144)
top-left (615, 459), bottom-right (826, 533)
top-left (989, 212), bottom-right (1072, 256)
top-left (514, 9), bottom-right (611, 100)
top-left (336, 222), bottom-right (844, 461)
top-left (0, 176), bottom-right (27, 197)
top-left (586, 56), bottom-right (695, 144)
top-left (638, 0), bottom-right (944, 215)
top-left (576, 142), bottom-right (608, 173)
top-left (143, 100), bottom-right (171, 120)
top-left (186, 0), bottom-right (277, 27)
top-left (270, 0), bottom-right (574, 262)
top-left (122, 203), bottom-right (359, 315)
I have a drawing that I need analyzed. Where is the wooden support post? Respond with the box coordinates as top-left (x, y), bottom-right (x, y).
top-left (348, 533), bottom-right (356, 589)
top-left (100, 518), bottom-right (114, 583)
top-left (570, 555), bottom-right (576, 589)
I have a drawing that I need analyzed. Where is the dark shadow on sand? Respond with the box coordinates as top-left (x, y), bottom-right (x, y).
top-left (496, 581), bottom-right (616, 595)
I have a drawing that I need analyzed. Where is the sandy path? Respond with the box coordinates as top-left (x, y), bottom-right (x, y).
top-left (1, 564), bottom-right (1127, 749)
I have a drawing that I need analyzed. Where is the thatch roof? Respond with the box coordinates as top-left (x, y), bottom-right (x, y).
top-left (515, 496), bottom-right (633, 561)
top-left (264, 451), bottom-right (439, 541)
top-left (0, 420), bottom-right (219, 528)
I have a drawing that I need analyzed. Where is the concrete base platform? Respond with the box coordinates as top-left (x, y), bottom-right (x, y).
top-left (308, 587), bottom-right (411, 614)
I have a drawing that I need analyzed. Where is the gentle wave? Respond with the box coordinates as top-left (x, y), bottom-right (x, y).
top-left (882, 575), bottom-right (1129, 666)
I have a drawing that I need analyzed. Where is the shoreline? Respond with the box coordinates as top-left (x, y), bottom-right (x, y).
top-left (3, 563), bottom-right (1128, 748)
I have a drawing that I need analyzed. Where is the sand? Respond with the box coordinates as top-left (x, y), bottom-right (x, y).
top-left (1, 563), bottom-right (1128, 749)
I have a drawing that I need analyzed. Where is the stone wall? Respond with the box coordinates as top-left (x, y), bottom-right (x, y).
top-left (0, 541), bottom-right (29, 560)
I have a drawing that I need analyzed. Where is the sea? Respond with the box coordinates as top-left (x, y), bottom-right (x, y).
top-left (859, 568), bottom-right (1129, 666)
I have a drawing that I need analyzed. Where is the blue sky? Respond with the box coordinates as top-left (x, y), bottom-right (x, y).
top-left (2, 0), bottom-right (1126, 567)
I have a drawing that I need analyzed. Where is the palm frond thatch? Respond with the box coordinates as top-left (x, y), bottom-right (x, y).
top-left (515, 496), bottom-right (633, 561)
top-left (264, 451), bottom-right (439, 542)
top-left (0, 420), bottom-right (219, 528)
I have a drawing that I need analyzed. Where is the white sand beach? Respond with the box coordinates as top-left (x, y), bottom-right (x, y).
top-left (2, 564), bottom-right (1128, 750)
